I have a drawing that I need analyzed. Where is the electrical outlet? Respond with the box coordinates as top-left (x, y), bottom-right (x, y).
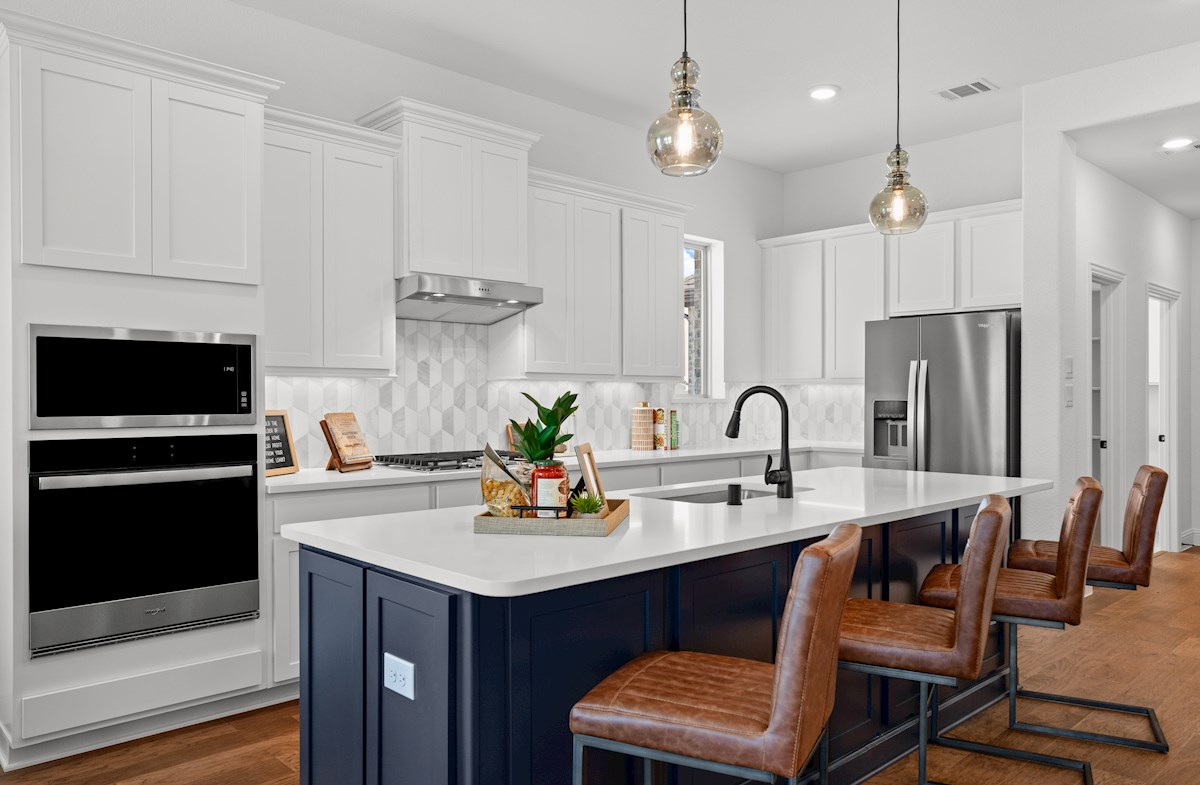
top-left (1064, 355), bottom-right (1074, 380)
top-left (383, 652), bottom-right (415, 700)
top-left (1064, 383), bottom-right (1074, 408)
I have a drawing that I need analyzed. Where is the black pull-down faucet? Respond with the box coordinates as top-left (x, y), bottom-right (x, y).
top-left (724, 385), bottom-right (793, 499)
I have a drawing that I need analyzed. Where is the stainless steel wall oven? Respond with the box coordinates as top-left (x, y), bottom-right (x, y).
top-left (28, 434), bottom-right (260, 656)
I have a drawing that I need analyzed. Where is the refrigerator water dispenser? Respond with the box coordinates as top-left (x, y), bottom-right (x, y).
top-left (873, 401), bottom-right (909, 459)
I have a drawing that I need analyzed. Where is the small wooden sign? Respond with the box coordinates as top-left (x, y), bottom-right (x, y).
top-left (264, 410), bottom-right (299, 477)
top-left (575, 443), bottom-right (605, 501)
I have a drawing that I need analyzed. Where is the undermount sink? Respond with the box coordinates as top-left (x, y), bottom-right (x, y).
top-left (634, 484), bottom-right (814, 504)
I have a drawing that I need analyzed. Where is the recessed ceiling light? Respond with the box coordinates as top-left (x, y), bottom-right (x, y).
top-left (1161, 137), bottom-right (1194, 150)
top-left (809, 84), bottom-right (840, 101)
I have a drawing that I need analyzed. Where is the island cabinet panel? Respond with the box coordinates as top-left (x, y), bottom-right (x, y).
top-left (300, 550), bottom-right (365, 785)
top-left (505, 571), bottom-right (666, 785)
top-left (365, 571), bottom-right (457, 785)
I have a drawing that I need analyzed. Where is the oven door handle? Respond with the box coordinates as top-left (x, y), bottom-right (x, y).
top-left (37, 464), bottom-right (253, 490)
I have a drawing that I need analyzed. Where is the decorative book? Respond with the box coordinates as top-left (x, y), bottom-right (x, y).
top-left (321, 412), bottom-right (373, 472)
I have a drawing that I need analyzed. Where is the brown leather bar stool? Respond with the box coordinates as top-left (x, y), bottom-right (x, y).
top-left (838, 496), bottom-right (1054, 785)
top-left (1010, 465), bottom-right (1168, 590)
top-left (920, 478), bottom-right (1104, 783)
top-left (992, 466), bottom-right (1170, 753)
top-left (569, 524), bottom-right (862, 785)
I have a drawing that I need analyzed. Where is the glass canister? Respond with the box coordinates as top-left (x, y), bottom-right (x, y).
top-left (530, 460), bottom-right (569, 519)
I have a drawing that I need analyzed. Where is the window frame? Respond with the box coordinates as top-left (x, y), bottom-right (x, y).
top-left (674, 234), bottom-right (726, 402)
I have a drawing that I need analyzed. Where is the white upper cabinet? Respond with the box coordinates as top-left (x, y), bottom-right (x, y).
top-left (825, 231), bottom-right (885, 379)
top-left (262, 109), bottom-right (398, 373)
top-left (11, 27), bottom-right (280, 283)
top-left (622, 209), bottom-right (685, 378)
top-left (572, 197), bottom-right (622, 376)
top-left (358, 98), bottom-right (539, 283)
top-left (958, 208), bottom-right (1023, 309)
top-left (888, 219), bottom-right (956, 315)
top-left (763, 240), bottom-right (823, 382)
top-left (262, 130), bottom-right (323, 368)
top-left (322, 144), bottom-right (395, 371)
top-left (522, 186), bottom-right (574, 374)
top-left (19, 49), bottom-right (152, 275)
top-left (151, 81), bottom-right (263, 284)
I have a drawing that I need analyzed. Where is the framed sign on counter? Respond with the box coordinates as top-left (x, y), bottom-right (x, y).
top-left (265, 410), bottom-right (299, 477)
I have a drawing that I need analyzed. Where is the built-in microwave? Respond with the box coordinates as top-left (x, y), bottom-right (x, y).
top-left (30, 325), bottom-right (255, 429)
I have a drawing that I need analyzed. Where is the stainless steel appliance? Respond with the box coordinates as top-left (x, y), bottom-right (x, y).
top-left (30, 324), bottom-right (255, 429)
top-left (375, 450), bottom-right (523, 472)
top-left (395, 274), bottom-right (543, 325)
top-left (863, 310), bottom-right (1020, 476)
top-left (28, 434), bottom-right (259, 656)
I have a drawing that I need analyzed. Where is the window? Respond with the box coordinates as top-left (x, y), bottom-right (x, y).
top-left (678, 236), bottom-right (725, 399)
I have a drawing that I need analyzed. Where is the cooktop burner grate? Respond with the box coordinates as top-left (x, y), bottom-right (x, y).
top-left (374, 450), bottom-right (523, 472)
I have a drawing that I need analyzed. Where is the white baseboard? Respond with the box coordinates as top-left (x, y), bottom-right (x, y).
top-left (1179, 528), bottom-right (1199, 548)
top-left (0, 682), bottom-right (298, 772)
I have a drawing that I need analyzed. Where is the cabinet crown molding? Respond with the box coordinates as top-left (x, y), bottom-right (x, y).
top-left (758, 198), bottom-right (1023, 248)
top-left (266, 106), bottom-right (401, 153)
top-left (356, 96), bottom-right (541, 149)
top-left (529, 168), bottom-right (692, 217)
top-left (0, 9), bottom-right (283, 101)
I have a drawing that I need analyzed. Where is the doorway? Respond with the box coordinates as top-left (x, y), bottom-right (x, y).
top-left (1090, 265), bottom-right (1126, 548)
top-left (1147, 286), bottom-right (1180, 551)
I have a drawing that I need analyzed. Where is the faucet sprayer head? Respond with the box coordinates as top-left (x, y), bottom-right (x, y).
top-left (724, 410), bottom-right (742, 439)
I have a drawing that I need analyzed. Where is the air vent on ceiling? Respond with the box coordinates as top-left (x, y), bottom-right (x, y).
top-left (936, 78), bottom-right (999, 102)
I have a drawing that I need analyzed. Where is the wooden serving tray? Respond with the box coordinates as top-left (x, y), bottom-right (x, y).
top-left (474, 499), bottom-right (630, 537)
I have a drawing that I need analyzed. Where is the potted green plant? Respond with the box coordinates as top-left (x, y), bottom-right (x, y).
top-left (509, 392), bottom-right (579, 519)
top-left (570, 492), bottom-right (606, 519)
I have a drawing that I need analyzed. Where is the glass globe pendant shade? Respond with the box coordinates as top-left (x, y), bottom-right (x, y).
top-left (647, 55), bottom-right (723, 176)
top-left (868, 146), bottom-right (928, 234)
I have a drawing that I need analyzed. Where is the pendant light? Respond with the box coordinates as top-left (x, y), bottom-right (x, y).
top-left (646, 0), bottom-right (723, 176)
top-left (868, 0), bottom-right (928, 234)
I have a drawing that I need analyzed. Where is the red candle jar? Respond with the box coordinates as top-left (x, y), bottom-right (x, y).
top-left (530, 460), bottom-right (569, 519)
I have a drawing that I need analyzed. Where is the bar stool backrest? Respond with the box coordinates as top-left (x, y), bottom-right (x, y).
top-left (1122, 466), bottom-right (1168, 586)
top-left (763, 523), bottom-right (862, 777)
top-left (953, 496), bottom-right (1011, 678)
top-left (1053, 477), bottom-right (1103, 613)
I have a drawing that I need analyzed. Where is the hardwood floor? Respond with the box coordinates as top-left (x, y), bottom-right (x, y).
top-left (3, 552), bottom-right (1198, 785)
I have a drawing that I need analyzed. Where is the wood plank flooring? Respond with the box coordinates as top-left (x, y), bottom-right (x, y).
top-left (3, 551), bottom-right (1199, 785)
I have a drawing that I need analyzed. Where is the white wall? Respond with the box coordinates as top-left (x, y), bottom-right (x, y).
top-left (1075, 158), bottom-right (1192, 547)
top-left (0, 0), bottom-right (782, 381)
top-left (781, 122), bottom-right (1022, 235)
top-left (1022, 41), bottom-right (1200, 541)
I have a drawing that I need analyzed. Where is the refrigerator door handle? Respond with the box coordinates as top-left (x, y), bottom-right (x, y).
top-left (916, 359), bottom-right (930, 471)
top-left (906, 360), bottom-right (919, 470)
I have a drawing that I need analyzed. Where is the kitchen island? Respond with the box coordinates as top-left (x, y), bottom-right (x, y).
top-left (282, 467), bottom-right (1051, 785)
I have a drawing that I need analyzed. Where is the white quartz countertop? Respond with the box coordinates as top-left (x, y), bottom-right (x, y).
top-left (280, 467), bottom-right (1051, 597)
top-left (265, 440), bottom-right (864, 494)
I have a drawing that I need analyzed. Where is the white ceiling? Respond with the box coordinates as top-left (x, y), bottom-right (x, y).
top-left (228, 0), bottom-right (1200, 174)
top-left (1072, 104), bottom-right (1200, 219)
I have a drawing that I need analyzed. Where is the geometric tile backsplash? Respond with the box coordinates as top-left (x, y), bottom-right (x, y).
top-left (267, 320), bottom-right (864, 468)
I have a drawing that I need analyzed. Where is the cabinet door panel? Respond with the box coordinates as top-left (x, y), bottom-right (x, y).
top-left (407, 125), bottom-right (473, 277)
top-left (651, 214), bottom-right (685, 378)
top-left (573, 197), bottom-right (621, 376)
top-left (366, 571), bottom-right (455, 785)
top-left (474, 140), bottom-right (527, 282)
top-left (323, 144), bottom-right (395, 371)
top-left (272, 537), bottom-right (301, 683)
top-left (888, 221), bottom-right (956, 315)
top-left (764, 242), bottom-right (823, 381)
top-left (299, 549), bottom-right (364, 785)
top-left (263, 131), bottom-right (324, 368)
top-left (660, 458), bottom-right (742, 486)
top-left (620, 209), bottom-right (655, 375)
top-left (20, 49), bottom-right (152, 274)
top-left (959, 210), bottom-right (1022, 309)
top-left (825, 233), bottom-right (885, 379)
top-left (151, 81), bottom-right (261, 284)
top-left (525, 187), bottom-right (574, 373)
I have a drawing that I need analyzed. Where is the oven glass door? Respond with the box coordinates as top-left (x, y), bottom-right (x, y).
top-left (29, 465), bottom-right (258, 614)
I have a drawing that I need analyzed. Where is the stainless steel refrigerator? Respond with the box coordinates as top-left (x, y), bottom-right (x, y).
top-left (863, 310), bottom-right (1020, 476)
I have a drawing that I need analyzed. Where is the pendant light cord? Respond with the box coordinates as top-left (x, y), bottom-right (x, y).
top-left (895, 0), bottom-right (901, 149)
top-left (682, 0), bottom-right (689, 57)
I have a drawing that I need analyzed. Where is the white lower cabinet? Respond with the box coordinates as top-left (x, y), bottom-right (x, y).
top-left (594, 464), bottom-right (661, 492)
top-left (810, 450), bottom-right (864, 469)
top-left (660, 459), bottom-right (742, 486)
top-left (271, 538), bottom-right (301, 683)
top-left (262, 110), bottom-right (398, 372)
top-left (435, 479), bottom-right (482, 508)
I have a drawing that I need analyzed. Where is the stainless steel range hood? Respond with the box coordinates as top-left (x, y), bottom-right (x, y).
top-left (395, 274), bottom-right (543, 325)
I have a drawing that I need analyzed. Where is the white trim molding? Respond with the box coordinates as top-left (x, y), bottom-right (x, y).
top-left (760, 198), bottom-right (1022, 248)
top-left (266, 106), bottom-right (401, 153)
top-left (356, 96), bottom-right (542, 149)
top-left (529, 168), bottom-right (692, 217)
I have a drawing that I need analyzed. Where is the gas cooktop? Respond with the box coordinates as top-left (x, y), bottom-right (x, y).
top-left (374, 450), bottom-right (523, 472)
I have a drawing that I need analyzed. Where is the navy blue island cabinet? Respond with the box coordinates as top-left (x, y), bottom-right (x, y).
top-left (299, 509), bottom-right (1005, 785)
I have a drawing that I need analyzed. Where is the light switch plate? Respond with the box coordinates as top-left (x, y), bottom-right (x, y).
top-left (1064, 356), bottom-right (1074, 379)
top-left (1064, 383), bottom-right (1074, 408)
top-left (383, 652), bottom-right (415, 700)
